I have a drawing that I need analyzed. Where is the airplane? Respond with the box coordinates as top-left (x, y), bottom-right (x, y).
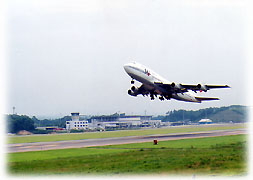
top-left (123, 62), bottom-right (230, 103)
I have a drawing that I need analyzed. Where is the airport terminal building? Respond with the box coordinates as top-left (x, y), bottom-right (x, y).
top-left (66, 112), bottom-right (161, 131)
top-left (89, 113), bottom-right (161, 130)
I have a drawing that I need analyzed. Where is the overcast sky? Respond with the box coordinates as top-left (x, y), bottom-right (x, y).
top-left (5, 0), bottom-right (248, 118)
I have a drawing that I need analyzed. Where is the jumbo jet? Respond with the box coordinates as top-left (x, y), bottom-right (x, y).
top-left (124, 62), bottom-right (230, 103)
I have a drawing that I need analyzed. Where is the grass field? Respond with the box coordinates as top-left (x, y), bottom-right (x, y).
top-left (8, 124), bottom-right (245, 144)
top-left (8, 134), bottom-right (247, 175)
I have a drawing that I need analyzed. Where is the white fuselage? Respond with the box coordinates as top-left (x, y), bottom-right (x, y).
top-left (124, 62), bottom-right (200, 102)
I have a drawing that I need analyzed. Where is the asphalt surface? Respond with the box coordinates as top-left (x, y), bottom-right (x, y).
top-left (8, 129), bottom-right (246, 153)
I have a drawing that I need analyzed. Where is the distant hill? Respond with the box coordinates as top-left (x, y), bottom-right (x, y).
top-left (153, 105), bottom-right (247, 123)
top-left (209, 109), bottom-right (246, 122)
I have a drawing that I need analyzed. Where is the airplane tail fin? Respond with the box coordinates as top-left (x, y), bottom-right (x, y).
top-left (195, 97), bottom-right (219, 102)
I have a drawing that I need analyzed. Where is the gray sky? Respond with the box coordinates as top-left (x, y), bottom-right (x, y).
top-left (6, 0), bottom-right (247, 117)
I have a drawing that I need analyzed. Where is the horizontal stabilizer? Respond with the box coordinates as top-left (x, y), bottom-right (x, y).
top-left (195, 97), bottom-right (219, 101)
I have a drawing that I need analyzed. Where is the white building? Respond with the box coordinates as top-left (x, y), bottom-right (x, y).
top-left (119, 117), bottom-right (142, 126)
top-left (141, 120), bottom-right (162, 128)
top-left (89, 114), bottom-right (161, 130)
top-left (199, 119), bottom-right (212, 124)
top-left (66, 112), bottom-right (89, 131)
top-left (66, 113), bottom-right (161, 131)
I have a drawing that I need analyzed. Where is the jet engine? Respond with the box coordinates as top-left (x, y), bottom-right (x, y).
top-left (128, 86), bottom-right (139, 96)
top-left (171, 82), bottom-right (183, 89)
top-left (197, 84), bottom-right (209, 92)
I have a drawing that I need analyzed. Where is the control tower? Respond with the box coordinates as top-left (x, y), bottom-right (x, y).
top-left (71, 112), bottom-right (80, 121)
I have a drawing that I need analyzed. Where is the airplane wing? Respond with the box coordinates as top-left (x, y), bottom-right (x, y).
top-left (155, 82), bottom-right (230, 93)
top-left (181, 84), bottom-right (230, 92)
top-left (195, 97), bottom-right (219, 101)
top-left (154, 82), bottom-right (187, 93)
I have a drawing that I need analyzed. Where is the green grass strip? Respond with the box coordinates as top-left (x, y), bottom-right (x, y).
top-left (8, 124), bottom-right (245, 144)
top-left (8, 135), bottom-right (247, 175)
top-left (8, 134), bottom-right (246, 162)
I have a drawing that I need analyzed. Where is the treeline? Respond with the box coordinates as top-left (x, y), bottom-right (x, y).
top-left (32, 116), bottom-right (71, 128)
top-left (7, 114), bottom-right (35, 134)
top-left (152, 105), bottom-right (247, 123)
top-left (6, 115), bottom-right (71, 134)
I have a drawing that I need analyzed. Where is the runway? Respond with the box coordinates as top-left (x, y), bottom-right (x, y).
top-left (8, 129), bottom-right (246, 153)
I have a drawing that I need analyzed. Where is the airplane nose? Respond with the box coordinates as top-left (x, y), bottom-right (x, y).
top-left (123, 63), bottom-right (131, 73)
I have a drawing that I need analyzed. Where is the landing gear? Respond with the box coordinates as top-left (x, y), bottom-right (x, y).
top-left (159, 96), bottom-right (165, 101)
top-left (150, 93), bottom-right (155, 100)
top-left (131, 79), bottom-right (134, 84)
top-left (164, 95), bottom-right (171, 100)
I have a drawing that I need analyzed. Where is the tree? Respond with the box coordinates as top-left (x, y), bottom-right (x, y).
top-left (7, 114), bottom-right (35, 133)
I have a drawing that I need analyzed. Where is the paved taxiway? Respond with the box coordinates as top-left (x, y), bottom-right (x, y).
top-left (8, 129), bottom-right (246, 153)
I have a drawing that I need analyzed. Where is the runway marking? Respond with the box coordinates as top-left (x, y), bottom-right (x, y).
top-left (11, 144), bottom-right (23, 147)
top-left (20, 146), bottom-right (35, 149)
top-left (45, 145), bottom-right (57, 147)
